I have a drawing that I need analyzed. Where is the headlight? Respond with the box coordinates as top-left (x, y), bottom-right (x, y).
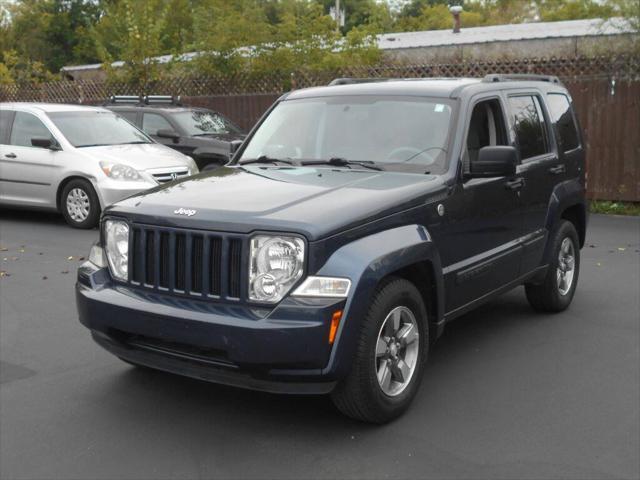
top-left (104, 220), bottom-right (129, 281)
top-left (249, 235), bottom-right (305, 303)
top-left (100, 162), bottom-right (142, 181)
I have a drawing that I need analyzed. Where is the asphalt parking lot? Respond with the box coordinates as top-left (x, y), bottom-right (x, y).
top-left (0, 210), bottom-right (638, 480)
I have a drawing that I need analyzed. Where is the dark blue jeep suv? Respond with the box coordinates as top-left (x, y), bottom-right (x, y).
top-left (76, 75), bottom-right (587, 423)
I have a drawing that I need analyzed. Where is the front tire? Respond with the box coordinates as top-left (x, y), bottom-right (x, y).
top-left (61, 179), bottom-right (100, 229)
top-left (331, 277), bottom-right (428, 423)
top-left (525, 220), bottom-right (580, 312)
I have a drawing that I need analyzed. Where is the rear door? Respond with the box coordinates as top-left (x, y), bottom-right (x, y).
top-left (506, 93), bottom-right (560, 274)
top-left (0, 111), bottom-right (59, 207)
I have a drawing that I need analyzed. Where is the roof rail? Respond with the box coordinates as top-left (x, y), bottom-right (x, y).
top-left (328, 78), bottom-right (391, 86)
top-left (143, 95), bottom-right (182, 106)
top-left (105, 95), bottom-right (142, 105)
top-left (482, 74), bottom-right (561, 84)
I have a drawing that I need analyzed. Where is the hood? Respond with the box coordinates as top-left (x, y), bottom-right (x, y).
top-left (79, 143), bottom-right (191, 171)
top-left (107, 166), bottom-right (446, 240)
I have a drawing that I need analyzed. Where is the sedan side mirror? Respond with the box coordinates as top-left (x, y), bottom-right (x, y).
top-left (31, 137), bottom-right (60, 151)
top-left (468, 146), bottom-right (517, 178)
top-left (229, 139), bottom-right (243, 155)
top-left (156, 129), bottom-right (180, 141)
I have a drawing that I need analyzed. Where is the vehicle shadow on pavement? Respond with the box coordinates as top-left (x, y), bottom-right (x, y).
top-left (0, 207), bottom-right (68, 227)
top-left (96, 289), bottom-right (537, 431)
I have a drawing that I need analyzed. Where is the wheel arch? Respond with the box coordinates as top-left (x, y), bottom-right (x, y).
top-left (315, 225), bottom-right (445, 378)
top-left (56, 175), bottom-right (101, 212)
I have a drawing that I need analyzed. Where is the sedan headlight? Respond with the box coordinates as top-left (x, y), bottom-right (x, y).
top-left (104, 220), bottom-right (129, 281)
top-left (249, 235), bottom-right (305, 303)
top-left (100, 161), bottom-right (142, 181)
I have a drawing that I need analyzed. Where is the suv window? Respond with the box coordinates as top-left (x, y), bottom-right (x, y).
top-left (117, 111), bottom-right (138, 125)
top-left (466, 98), bottom-right (508, 166)
top-left (508, 96), bottom-right (550, 160)
top-left (142, 113), bottom-right (173, 135)
top-left (546, 93), bottom-right (579, 152)
top-left (10, 112), bottom-right (54, 147)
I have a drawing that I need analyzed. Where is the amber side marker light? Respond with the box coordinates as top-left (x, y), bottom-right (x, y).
top-left (329, 310), bottom-right (343, 344)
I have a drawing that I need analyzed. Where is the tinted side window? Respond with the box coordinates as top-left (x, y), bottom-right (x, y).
top-left (0, 110), bottom-right (13, 143)
top-left (118, 111), bottom-right (139, 125)
top-left (547, 93), bottom-right (579, 152)
top-left (9, 112), bottom-right (54, 147)
top-left (142, 113), bottom-right (173, 135)
top-left (508, 96), bottom-right (550, 160)
top-left (466, 98), bottom-right (509, 165)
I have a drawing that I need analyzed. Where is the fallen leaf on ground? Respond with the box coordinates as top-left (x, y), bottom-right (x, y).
top-left (0, 247), bottom-right (7, 252)
top-left (67, 256), bottom-right (74, 260)
top-left (78, 256), bottom-right (85, 261)
top-left (596, 262), bottom-right (602, 267)
top-left (618, 247), bottom-right (626, 251)
top-left (42, 276), bottom-right (48, 280)
top-left (19, 249), bottom-right (25, 253)
top-left (0, 271), bottom-right (9, 277)
top-left (61, 270), bottom-right (69, 274)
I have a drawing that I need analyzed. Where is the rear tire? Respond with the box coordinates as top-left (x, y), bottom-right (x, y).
top-left (331, 277), bottom-right (428, 423)
top-left (61, 179), bottom-right (100, 229)
top-left (525, 220), bottom-right (580, 312)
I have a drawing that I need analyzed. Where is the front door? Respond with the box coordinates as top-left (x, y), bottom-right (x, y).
top-left (438, 96), bottom-right (525, 314)
top-left (0, 111), bottom-right (59, 207)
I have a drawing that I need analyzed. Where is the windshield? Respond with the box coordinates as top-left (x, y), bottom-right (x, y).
top-left (239, 95), bottom-right (454, 172)
top-left (48, 111), bottom-right (152, 148)
top-left (173, 110), bottom-right (242, 136)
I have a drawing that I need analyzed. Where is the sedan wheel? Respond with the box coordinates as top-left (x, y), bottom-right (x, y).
top-left (66, 187), bottom-right (91, 223)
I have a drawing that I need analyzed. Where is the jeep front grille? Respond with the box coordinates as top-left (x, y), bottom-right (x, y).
top-left (129, 225), bottom-right (246, 301)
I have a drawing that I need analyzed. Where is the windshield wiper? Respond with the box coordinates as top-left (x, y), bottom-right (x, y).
top-left (239, 155), bottom-right (296, 166)
top-left (301, 158), bottom-right (384, 171)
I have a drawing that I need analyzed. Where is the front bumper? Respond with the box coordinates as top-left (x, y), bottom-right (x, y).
top-left (76, 263), bottom-right (343, 394)
top-left (95, 179), bottom-right (157, 208)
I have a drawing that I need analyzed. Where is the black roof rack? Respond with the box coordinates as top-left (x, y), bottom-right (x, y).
top-left (482, 74), bottom-right (561, 84)
top-left (104, 95), bottom-right (182, 106)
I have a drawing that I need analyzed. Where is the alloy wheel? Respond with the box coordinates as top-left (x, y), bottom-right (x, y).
top-left (66, 188), bottom-right (90, 222)
top-left (557, 237), bottom-right (575, 296)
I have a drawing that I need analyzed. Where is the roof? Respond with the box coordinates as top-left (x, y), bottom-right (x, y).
top-left (0, 103), bottom-right (110, 113)
top-left (378, 17), bottom-right (634, 50)
top-left (60, 17), bottom-right (635, 74)
top-left (287, 78), bottom-right (481, 99)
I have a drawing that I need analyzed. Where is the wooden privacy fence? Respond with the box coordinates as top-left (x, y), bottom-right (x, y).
top-left (1, 55), bottom-right (638, 201)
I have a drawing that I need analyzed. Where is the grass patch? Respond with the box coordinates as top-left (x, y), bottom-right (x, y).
top-left (590, 200), bottom-right (640, 216)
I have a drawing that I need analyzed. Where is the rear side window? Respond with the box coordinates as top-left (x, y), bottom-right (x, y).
top-left (142, 113), bottom-right (173, 135)
top-left (546, 93), bottom-right (580, 152)
top-left (508, 96), bottom-right (550, 160)
top-left (0, 110), bottom-right (13, 143)
top-left (9, 112), bottom-right (54, 147)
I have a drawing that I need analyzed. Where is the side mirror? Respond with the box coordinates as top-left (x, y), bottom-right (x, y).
top-left (468, 146), bottom-right (517, 178)
top-left (31, 137), bottom-right (60, 150)
top-left (156, 129), bottom-right (180, 141)
top-left (229, 139), bottom-right (243, 155)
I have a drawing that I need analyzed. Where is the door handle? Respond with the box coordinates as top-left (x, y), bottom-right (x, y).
top-left (5, 153), bottom-right (17, 159)
top-left (504, 177), bottom-right (525, 191)
top-left (548, 164), bottom-right (566, 175)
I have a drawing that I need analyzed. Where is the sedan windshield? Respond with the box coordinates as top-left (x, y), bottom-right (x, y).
top-left (48, 111), bottom-right (152, 148)
top-left (239, 95), bottom-right (454, 172)
top-left (173, 110), bottom-right (242, 136)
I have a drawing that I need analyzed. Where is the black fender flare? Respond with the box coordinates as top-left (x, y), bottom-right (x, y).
top-left (542, 178), bottom-right (587, 264)
top-left (315, 224), bottom-right (444, 378)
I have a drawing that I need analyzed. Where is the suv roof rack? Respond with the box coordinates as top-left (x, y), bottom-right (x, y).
top-left (482, 74), bottom-right (561, 84)
top-left (143, 95), bottom-right (182, 106)
top-left (328, 78), bottom-right (392, 86)
top-left (104, 95), bottom-right (182, 106)
top-left (106, 95), bottom-right (142, 105)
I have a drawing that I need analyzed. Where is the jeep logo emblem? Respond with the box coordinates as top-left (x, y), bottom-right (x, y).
top-left (174, 208), bottom-right (197, 217)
